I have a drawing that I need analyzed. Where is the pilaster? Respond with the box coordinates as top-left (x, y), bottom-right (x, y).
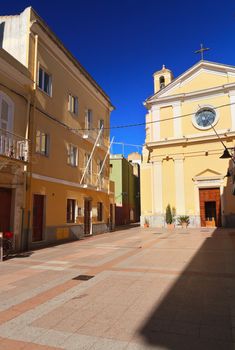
top-left (152, 159), bottom-right (163, 214)
top-left (173, 156), bottom-right (185, 215)
top-left (229, 91), bottom-right (235, 131)
top-left (172, 102), bottom-right (182, 138)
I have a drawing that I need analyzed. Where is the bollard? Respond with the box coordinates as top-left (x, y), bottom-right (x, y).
top-left (0, 232), bottom-right (3, 262)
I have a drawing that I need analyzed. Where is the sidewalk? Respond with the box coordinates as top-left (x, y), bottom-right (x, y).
top-left (0, 226), bottom-right (234, 349)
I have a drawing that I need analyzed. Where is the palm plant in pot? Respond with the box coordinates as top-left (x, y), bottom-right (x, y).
top-left (177, 215), bottom-right (190, 228)
top-left (166, 204), bottom-right (174, 229)
top-left (144, 217), bottom-right (149, 228)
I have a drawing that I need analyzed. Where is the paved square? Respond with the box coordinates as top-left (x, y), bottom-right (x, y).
top-left (0, 226), bottom-right (235, 349)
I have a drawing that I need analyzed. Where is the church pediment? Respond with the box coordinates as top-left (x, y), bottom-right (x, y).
top-left (193, 168), bottom-right (223, 180)
top-left (147, 61), bottom-right (235, 103)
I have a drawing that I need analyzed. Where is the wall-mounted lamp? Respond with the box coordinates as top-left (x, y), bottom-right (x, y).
top-left (220, 148), bottom-right (234, 160)
top-left (224, 169), bottom-right (232, 178)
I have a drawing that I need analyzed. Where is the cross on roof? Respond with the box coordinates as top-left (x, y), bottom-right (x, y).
top-left (194, 43), bottom-right (210, 60)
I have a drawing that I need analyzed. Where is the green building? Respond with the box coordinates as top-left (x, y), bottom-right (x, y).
top-left (110, 153), bottom-right (141, 226)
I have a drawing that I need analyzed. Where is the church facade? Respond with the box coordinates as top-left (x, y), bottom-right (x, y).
top-left (141, 60), bottom-right (235, 227)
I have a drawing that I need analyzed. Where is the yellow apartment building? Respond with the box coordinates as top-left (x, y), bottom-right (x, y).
top-left (0, 7), bottom-right (115, 249)
top-left (0, 49), bottom-right (31, 250)
top-left (141, 61), bottom-right (235, 228)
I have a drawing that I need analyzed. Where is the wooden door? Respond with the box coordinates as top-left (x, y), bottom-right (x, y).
top-left (32, 194), bottom-right (44, 242)
top-left (0, 188), bottom-right (12, 232)
top-left (84, 199), bottom-right (91, 235)
top-left (199, 188), bottom-right (221, 227)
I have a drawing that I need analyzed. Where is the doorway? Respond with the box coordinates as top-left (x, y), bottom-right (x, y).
top-left (199, 188), bottom-right (221, 227)
top-left (84, 199), bottom-right (92, 235)
top-left (0, 188), bottom-right (12, 232)
top-left (32, 194), bottom-right (45, 242)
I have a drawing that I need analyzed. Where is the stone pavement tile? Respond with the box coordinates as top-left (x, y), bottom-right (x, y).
top-left (201, 312), bottom-right (231, 327)
top-left (60, 333), bottom-right (97, 350)
top-left (168, 321), bottom-right (200, 337)
top-left (90, 337), bottom-right (128, 350)
top-left (0, 337), bottom-right (60, 350)
top-left (0, 337), bottom-right (26, 350)
top-left (36, 329), bottom-right (71, 348)
top-left (32, 306), bottom-right (76, 329)
top-left (130, 331), bottom-right (233, 350)
top-left (200, 325), bottom-right (232, 341)
top-left (23, 343), bottom-right (60, 350)
top-left (174, 309), bottom-right (202, 324)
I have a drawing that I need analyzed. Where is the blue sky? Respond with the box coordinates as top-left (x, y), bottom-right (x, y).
top-left (2, 1), bottom-right (235, 155)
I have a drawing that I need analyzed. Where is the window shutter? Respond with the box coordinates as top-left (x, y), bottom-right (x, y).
top-left (68, 94), bottom-right (71, 112)
top-left (46, 133), bottom-right (50, 156)
top-left (75, 97), bottom-right (78, 115)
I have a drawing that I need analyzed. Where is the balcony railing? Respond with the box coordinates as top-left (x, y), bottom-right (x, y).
top-left (80, 169), bottom-right (109, 191)
top-left (82, 129), bottom-right (109, 148)
top-left (0, 129), bottom-right (29, 162)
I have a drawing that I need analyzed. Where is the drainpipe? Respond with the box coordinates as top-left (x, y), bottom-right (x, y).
top-left (21, 94), bottom-right (31, 251)
top-left (25, 33), bottom-right (38, 251)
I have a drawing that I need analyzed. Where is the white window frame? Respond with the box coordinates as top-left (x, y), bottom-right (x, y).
top-left (68, 94), bottom-right (78, 115)
top-left (38, 66), bottom-right (52, 96)
top-left (192, 105), bottom-right (219, 131)
top-left (35, 130), bottom-right (49, 156)
top-left (85, 109), bottom-right (93, 130)
top-left (67, 144), bottom-right (78, 167)
top-left (0, 91), bottom-right (14, 132)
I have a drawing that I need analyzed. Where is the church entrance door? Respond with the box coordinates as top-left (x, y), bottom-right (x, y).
top-left (199, 188), bottom-right (221, 227)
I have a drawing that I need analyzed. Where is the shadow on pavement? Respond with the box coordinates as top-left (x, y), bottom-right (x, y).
top-left (139, 228), bottom-right (235, 350)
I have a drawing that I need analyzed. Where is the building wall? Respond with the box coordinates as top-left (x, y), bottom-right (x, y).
top-left (0, 49), bottom-right (32, 250)
top-left (0, 7), bottom-right (114, 249)
top-left (110, 156), bottom-right (140, 225)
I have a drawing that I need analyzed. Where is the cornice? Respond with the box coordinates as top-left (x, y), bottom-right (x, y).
top-left (146, 60), bottom-right (235, 105)
top-left (0, 54), bottom-right (32, 88)
top-left (30, 21), bottom-right (114, 110)
top-left (146, 130), bottom-right (235, 148)
top-left (145, 83), bottom-right (235, 108)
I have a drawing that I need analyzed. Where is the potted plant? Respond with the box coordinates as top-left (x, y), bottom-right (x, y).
top-left (166, 204), bottom-right (174, 229)
top-left (177, 215), bottom-right (190, 228)
top-left (144, 217), bottom-right (149, 228)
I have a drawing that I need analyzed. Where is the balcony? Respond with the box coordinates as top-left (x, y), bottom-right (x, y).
top-left (81, 170), bottom-right (109, 191)
top-left (82, 129), bottom-right (109, 149)
top-left (0, 129), bottom-right (29, 162)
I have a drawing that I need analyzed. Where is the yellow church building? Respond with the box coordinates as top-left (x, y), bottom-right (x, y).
top-left (141, 60), bottom-right (235, 228)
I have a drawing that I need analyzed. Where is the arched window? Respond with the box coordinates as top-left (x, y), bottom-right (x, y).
top-left (159, 76), bottom-right (165, 89)
top-left (0, 92), bottom-right (14, 132)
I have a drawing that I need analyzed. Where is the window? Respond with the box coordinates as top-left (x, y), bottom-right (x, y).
top-left (85, 109), bottom-right (92, 130)
top-left (67, 199), bottom-right (76, 223)
top-left (192, 106), bottom-right (218, 130)
top-left (67, 144), bottom-right (78, 166)
top-left (98, 119), bottom-right (104, 143)
top-left (97, 202), bottom-right (103, 221)
top-left (68, 94), bottom-right (78, 115)
top-left (0, 93), bottom-right (13, 132)
top-left (36, 130), bottom-right (49, 156)
top-left (159, 76), bottom-right (165, 89)
top-left (38, 67), bottom-right (52, 96)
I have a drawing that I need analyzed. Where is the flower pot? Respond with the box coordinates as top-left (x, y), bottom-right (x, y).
top-left (167, 223), bottom-right (174, 229)
top-left (144, 223), bottom-right (149, 228)
top-left (182, 222), bottom-right (188, 229)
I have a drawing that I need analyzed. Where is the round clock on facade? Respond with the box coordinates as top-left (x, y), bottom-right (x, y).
top-left (193, 107), bottom-right (217, 130)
